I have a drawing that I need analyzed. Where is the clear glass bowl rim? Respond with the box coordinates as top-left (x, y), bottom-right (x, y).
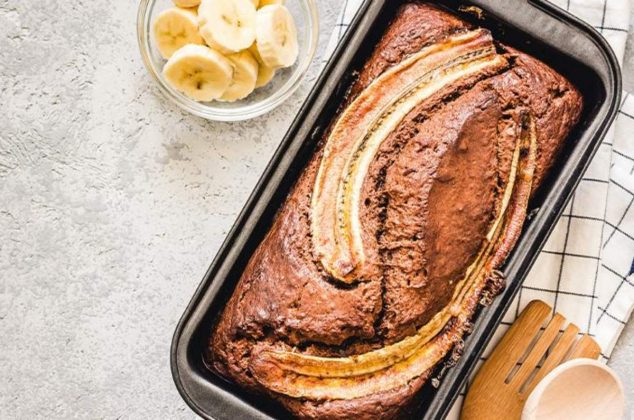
top-left (137, 0), bottom-right (319, 121)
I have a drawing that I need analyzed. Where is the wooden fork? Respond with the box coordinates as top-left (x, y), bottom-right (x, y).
top-left (461, 300), bottom-right (601, 420)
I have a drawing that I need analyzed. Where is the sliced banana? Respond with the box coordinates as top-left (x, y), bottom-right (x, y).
top-left (153, 7), bottom-right (204, 59)
top-left (173, 0), bottom-right (201, 7)
top-left (248, 42), bottom-right (265, 64)
top-left (163, 44), bottom-right (233, 102)
top-left (258, 0), bottom-right (284, 7)
top-left (249, 43), bottom-right (276, 88)
top-left (198, 0), bottom-right (257, 54)
top-left (219, 50), bottom-right (259, 101)
top-left (255, 65), bottom-right (275, 88)
top-left (255, 5), bottom-right (298, 68)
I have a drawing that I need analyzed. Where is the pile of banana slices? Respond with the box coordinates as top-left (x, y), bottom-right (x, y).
top-left (153, 0), bottom-right (299, 102)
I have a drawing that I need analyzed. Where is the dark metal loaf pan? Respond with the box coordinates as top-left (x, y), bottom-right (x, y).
top-left (170, 1), bottom-right (622, 418)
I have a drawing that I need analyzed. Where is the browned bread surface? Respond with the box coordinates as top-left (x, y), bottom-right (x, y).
top-left (209, 3), bottom-right (582, 419)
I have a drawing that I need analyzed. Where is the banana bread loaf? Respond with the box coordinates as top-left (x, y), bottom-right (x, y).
top-left (208, 3), bottom-right (583, 418)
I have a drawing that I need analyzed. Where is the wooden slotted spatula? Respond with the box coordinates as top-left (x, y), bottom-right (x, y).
top-left (461, 300), bottom-right (601, 420)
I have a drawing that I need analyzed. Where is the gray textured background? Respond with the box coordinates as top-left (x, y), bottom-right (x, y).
top-left (0, 1), bottom-right (631, 418)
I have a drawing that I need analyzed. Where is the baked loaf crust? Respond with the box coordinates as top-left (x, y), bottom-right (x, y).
top-left (208, 3), bottom-right (582, 419)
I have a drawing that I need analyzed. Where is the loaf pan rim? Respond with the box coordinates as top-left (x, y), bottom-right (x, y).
top-left (170, 1), bottom-right (623, 419)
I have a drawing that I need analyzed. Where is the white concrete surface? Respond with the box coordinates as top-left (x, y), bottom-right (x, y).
top-left (0, 1), bottom-right (631, 418)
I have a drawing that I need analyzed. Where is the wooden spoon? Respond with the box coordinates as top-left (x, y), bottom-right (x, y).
top-left (522, 358), bottom-right (624, 420)
top-left (461, 300), bottom-right (601, 420)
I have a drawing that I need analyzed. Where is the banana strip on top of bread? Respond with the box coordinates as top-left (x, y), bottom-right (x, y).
top-left (209, 3), bottom-right (582, 419)
top-left (311, 29), bottom-right (506, 283)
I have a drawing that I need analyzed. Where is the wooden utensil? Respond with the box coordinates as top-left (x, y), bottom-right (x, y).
top-left (522, 358), bottom-right (624, 420)
top-left (461, 300), bottom-right (601, 420)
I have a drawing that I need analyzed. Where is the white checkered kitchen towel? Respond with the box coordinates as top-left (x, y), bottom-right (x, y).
top-left (324, 0), bottom-right (633, 414)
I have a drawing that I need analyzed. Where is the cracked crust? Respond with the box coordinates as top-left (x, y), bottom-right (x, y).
top-left (208, 3), bottom-right (582, 418)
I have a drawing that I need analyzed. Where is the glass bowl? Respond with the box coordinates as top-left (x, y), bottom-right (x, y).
top-left (137, 0), bottom-right (319, 121)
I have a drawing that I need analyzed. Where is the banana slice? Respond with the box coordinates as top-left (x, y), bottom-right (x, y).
top-left (258, 0), bottom-right (284, 6)
top-left (255, 65), bottom-right (275, 88)
top-left (153, 7), bottom-right (204, 59)
top-left (173, 0), bottom-right (201, 7)
top-left (255, 5), bottom-right (298, 68)
top-left (248, 42), bottom-right (265, 64)
top-left (249, 43), bottom-right (276, 88)
top-left (219, 50), bottom-right (259, 101)
top-left (163, 44), bottom-right (233, 101)
top-left (198, 0), bottom-right (257, 54)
